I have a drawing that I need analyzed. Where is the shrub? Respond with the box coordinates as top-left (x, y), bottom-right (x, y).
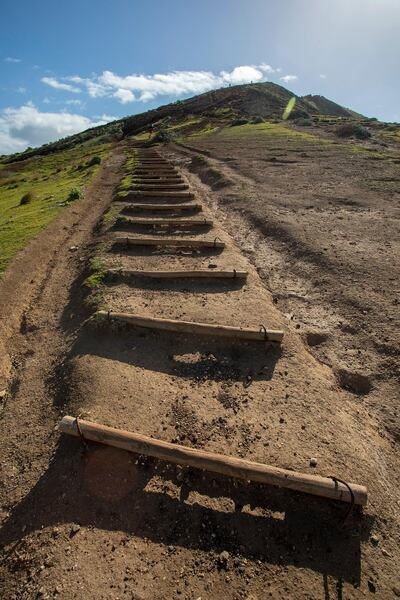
top-left (230, 118), bottom-right (249, 127)
top-left (88, 155), bottom-right (102, 167)
top-left (294, 118), bottom-right (313, 127)
top-left (252, 116), bottom-right (265, 124)
top-left (144, 128), bottom-right (176, 147)
top-left (19, 191), bottom-right (33, 205)
top-left (68, 187), bottom-right (82, 201)
top-left (335, 123), bottom-right (371, 140)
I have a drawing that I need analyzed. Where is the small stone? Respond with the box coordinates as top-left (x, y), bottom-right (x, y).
top-left (218, 551), bottom-right (230, 569)
top-left (279, 417), bottom-right (285, 424)
top-left (368, 580), bottom-right (376, 593)
top-left (70, 524), bottom-right (80, 536)
top-left (381, 548), bottom-right (390, 557)
top-left (69, 246), bottom-right (78, 252)
top-left (309, 458), bottom-right (318, 467)
top-left (370, 535), bottom-right (379, 546)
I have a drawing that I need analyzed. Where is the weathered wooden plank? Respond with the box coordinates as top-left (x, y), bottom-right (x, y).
top-left (58, 416), bottom-right (366, 506)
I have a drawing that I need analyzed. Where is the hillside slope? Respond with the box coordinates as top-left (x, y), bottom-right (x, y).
top-left (1, 82), bottom-right (365, 165)
top-left (302, 94), bottom-right (363, 118)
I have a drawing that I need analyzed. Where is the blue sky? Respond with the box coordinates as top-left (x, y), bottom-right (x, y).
top-left (1, 0), bottom-right (399, 154)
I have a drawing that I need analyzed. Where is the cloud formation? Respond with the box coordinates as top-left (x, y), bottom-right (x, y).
top-left (0, 103), bottom-right (116, 154)
top-left (4, 57), bottom-right (21, 63)
top-left (41, 77), bottom-right (81, 93)
top-left (280, 74), bottom-right (298, 83)
top-left (40, 64), bottom-right (297, 104)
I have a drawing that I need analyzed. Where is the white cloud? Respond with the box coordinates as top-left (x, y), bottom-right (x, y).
top-left (280, 75), bottom-right (298, 84)
top-left (17, 87), bottom-right (26, 94)
top-left (97, 64), bottom-right (275, 103)
top-left (0, 103), bottom-right (116, 154)
top-left (319, 74), bottom-right (327, 79)
top-left (41, 77), bottom-right (81, 93)
top-left (67, 76), bottom-right (108, 98)
top-left (113, 88), bottom-right (135, 103)
top-left (51, 64), bottom-right (279, 104)
top-left (220, 65), bottom-right (266, 85)
top-left (4, 57), bottom-right (21, 63)
top-left (65, 99), bottom-right (84, 106)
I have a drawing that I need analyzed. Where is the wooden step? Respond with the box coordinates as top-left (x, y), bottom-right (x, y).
top-left (108, 268), bottom-right (248, 279)
top-left (122, 203), bottom-right (202, 212)
top-left (126, 191), bottom-right (194, 199)
top-left (59, 415), bottom-right (366, 505)
top-left (134, 171), bottom-right (178, 177)
top-left (120, 217), bottom-right (213, 227)
top-left (113, 236), bottom-right (225, 249)
top-left (96, 311), bottom-right (284, 343)
top-left (134, 166), bottom-right (177, 170)
top-left (133, 184), bottom-right (189, 191)
top-left (132, 177), bottom-right (183, 182)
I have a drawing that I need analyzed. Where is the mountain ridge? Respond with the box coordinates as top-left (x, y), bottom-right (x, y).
top-left (2, 82), bottom-right (367, 162)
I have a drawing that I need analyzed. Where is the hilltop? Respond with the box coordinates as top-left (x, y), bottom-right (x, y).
top-left (1, 82), bottom-right (373, 163)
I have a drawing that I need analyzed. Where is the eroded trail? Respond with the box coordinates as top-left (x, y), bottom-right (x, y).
top-left (0, 144), bottom-right (399, 599)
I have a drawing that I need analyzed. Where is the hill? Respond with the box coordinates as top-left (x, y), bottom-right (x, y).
top-left (302, 94), bottom-right (363, 118)
top-left (1, 83), bottom-right (364, 164)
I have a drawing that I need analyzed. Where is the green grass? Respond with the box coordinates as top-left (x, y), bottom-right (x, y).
top-left (82, 256), bottom-right (108, 310)
top-left (117, 151), bottom-right (137, 194)
top-left (0, 140), bottom-right (111, 276)
top-left (215, 121), bottom-right (325, 142)
top-left (168, 118), bottom-right (202, 131)
top-left (101, 204), bottom-right (122, 227)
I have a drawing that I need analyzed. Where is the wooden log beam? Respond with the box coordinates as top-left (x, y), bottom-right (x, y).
top-left (122, 203), bottom-right (202, 212)
top-left (121, 217), bottom-right (213, 227)
top-left (134, 171), bottom-right (178, 175)
top-left (96, 310), bottom-right (283, 343)
top-left (133, 184), bottom-right (189, 191)
top-left (108, 268), bottom-right (248, 279)
top-left (133, 178), bottom-right (184, 183)
top-left (126, 191), bottom-right (194, 198)
top-left (113, 236), bottom-right (225, 249)
top-left (132, 169), bottom-right (179, 177)
top-left (58, 416), bottom-right (367, 506)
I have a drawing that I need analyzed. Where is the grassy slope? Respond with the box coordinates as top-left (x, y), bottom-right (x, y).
top-left (0, 139), bottom-right (111, 276)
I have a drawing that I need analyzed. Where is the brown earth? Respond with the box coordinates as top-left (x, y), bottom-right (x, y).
top-left (0, 134), bottom-right (399, 600)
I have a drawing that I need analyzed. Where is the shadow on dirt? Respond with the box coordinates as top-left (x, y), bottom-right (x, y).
top-left (108, 241), bottom-right (225, 259)
top-left (103, 273), bottom-right (246, 294)
top-left (60, 322), bottom-right (281, 384)
top-left (0, 438), bottom-right (372, 585)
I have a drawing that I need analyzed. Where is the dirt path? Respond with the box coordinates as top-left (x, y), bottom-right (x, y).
top-left (0, 147), bottom-right (126, 597)
top-left (0, 143), bottom-right (399, 599)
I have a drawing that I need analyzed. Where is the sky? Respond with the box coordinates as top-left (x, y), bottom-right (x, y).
top-left (1, 0), bottom-right (399, 154)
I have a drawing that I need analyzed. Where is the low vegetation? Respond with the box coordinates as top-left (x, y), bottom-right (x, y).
top-left (0, 140), bottom-right (111, 276)
top-left (335, 123), bottom-right (371, 139)
top-left (82, 256), bottom-right (108, 310)
top-left (19, 191), bottom-right (34, 206)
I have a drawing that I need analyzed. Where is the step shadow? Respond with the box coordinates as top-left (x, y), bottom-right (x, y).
top-left (104, 273), bottom-right (246, 294)
top-left (112, 222), bottom-right (213, 235)
top-left (108, 242), bottom-right (225, 258)
top-left (120, 207), bottom-right (201, 217)
top-left (64, 323), bottom-right (281, 384)
top-left (0, 437), bottom-right (371, 586)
